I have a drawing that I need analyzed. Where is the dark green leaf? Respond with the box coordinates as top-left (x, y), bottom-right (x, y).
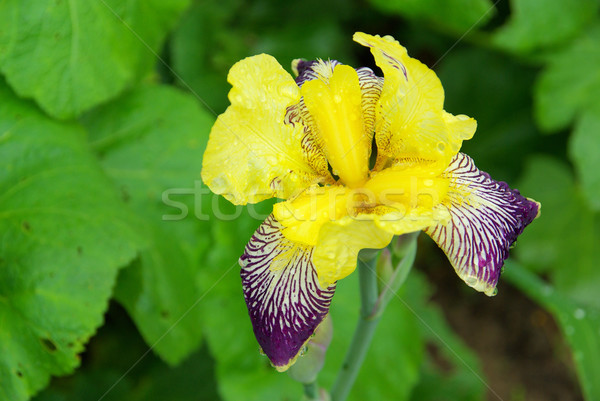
top-left (368, 0), bottom-right (495, 32)
top-left (0, 81), bottom-right (140, 400)
top-left (493, 0), bottom-right (598, 53)
top-left (504, 262), bottom-right (600, 401)
top-left (408, 273), bottom-right (485, 401)
top-left (569, 107), bottom-right (600, 211)
top-left (0, 0), bottom-right (190, 119)
top-left (438, 48), bottom-right (539, 181)
top-left (170, 0), bottom-right (353, 114)
top-left (515, 156), bottom-right (600, 308)
top-left (82, 85), bottom-right (215, 365)
top-left (534, 24), bottom-right (600, 132)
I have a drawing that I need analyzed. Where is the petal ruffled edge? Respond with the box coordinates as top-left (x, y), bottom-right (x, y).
top-left (240, 214), bottom-right (336, 371)
top-left (425, 153), bottom-right (540, 296)
top-left (201, 54), bottom-right (329, 205)
top-left (353, 32), bottom-right (476, 173)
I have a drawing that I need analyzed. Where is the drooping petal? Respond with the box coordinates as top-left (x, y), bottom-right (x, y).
top-left (240, 215), bottom-right (336, 371)
top-left (353, 32), bottom-right (476, 173)
top-left (312, 216), bottom-right (393, 286)
top-left (425, 153), bottom-right (540, 296)
top-left (201, 54), bottom-right (330, 205)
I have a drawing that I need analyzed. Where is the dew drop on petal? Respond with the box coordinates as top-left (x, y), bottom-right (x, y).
top-left (574, 308), bottom-right (586, 320)
top-left (333, 94), bottom-right (342, 104)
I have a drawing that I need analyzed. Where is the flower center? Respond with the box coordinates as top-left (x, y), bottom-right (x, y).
top-left (301, 64), bottom-right (370, 188)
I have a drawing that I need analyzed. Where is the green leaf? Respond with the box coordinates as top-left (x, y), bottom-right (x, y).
top-left (82, 85), bottom-right (215, 365)
top-left (534, 24), bottom-right (600, 132)
top-left (368, 0), bottom-right (495, 32)
top-left (437, 48), bottom-right (538, 181)
top-left (408, 273), bottom-right (485, 401)
top-left (0, 0), bottom-right (190, 119)
top-left (493, 0), bottom-right (598, 53)
top-left (33, 306), bottom-right (220, 401)
top-left (504, 262), bottom-right (600, 401)
top-left (0, 82), bottom-right (140, 400)
top-left (569, 107), bottom-right (600, 211)
top-left (197, 206), bottom-right (300, 401)
top-left (321, 269), bottom-right (424, 401)
top-left (171, 0), bottom-right (353, 114)
top-left (515, 156), bottom-right (600, 308)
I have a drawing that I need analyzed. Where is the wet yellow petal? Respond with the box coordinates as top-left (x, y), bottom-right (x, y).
top-left (201, 54), bottom-right (329, 204)
top-left (353, 32), bottom-right (476, 173)
top-left (313, 217), bottom-right (393, 287)
top-left (273, 185), bottom-right (351, 246)
top-left (301, 65), bottom-right (370, 188)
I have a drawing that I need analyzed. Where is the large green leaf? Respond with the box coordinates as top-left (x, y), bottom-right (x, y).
top-left (82, 85), bottom-right (215, 365)
top-left (504, 262), bottom-right (600, 401)
top-left (0, 81), bottom-right (140, 400)
top-left (493, 0), bottom-right (597, 53)
top-left (534, 24), bottom-right (600, 132)
top-left (569, 107), bottom-right (600, 211)
top-left (368, 0), bottom-right (495, 32)
top-left (515, 156), bottom-right (600, 308)
top-left (0, 0), bottom-right (189, 119)
top-left (32, 305), bottom-right (220, 401)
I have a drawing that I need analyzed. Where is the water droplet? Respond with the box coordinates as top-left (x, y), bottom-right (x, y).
top-left (437, 142), bottom-right (445, 152)
top-left (574, 308), bottom-right (586, 320)
top-left (542, 285), bottom-right (554, 296)
top-left (464, 275), bottom-right (478, 286)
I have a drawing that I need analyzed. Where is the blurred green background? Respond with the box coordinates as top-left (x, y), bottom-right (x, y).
top-left (1, 0), bottom-right (599, 400)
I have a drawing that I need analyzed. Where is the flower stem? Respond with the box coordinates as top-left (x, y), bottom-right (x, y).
top-left (330, 255), bottom-right (380, 401)
top-left (330, 234), bottom-right (418, 401)
top-left (303, 381), bottom-right (318, 400)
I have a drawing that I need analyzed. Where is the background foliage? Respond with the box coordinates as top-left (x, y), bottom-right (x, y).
top-left (0, 0), bottom-right (599, 400)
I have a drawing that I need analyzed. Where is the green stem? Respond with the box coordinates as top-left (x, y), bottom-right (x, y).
top-left (331, 256), bottom-right (380, 401)
top-left (303, 381), bottom-right (318, 400)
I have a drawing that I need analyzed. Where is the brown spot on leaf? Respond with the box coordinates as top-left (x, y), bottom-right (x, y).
top-left (41, 337), bottom-right (57, 352)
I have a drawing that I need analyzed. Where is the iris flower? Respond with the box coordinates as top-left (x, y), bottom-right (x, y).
top-left (202, 33), bottom-right (540, 372)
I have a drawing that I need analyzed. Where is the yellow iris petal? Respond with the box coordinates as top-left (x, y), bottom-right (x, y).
top-left (301, 65), bottom-right (370, 188)
top-left (201, 54), bottom-right (328, 204)
top-left (313, 217), bottom-right (393, 287)
top-left (353, 32), bottom-right (476, 173)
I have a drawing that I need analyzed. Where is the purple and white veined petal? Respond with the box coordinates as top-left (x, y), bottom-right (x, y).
top-left (240, 214), bottom-right (336, 371)
top-left (425, 153), bottom-right (540, 296)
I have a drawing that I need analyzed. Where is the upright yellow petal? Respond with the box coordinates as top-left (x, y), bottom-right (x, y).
top-left (202, 54), bottom-right (330, 204)
top-left (301, 65), bottom-right (370, 188)
top-left (353, 32), bottom-right (476, 173)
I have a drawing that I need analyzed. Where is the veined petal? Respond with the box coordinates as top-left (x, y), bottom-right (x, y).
top-left (201, 54), bottom-right (329, 205)
top-left (425, 153), bottom-right (540, 296)
top-left (353, 32), bottom-right (476, 173)
top-left (240, 215), bottom-right (336, 371)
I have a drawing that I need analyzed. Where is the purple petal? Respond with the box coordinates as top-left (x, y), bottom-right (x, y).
top-left (240, 214), bottom-right (336, 371)
top-left (425, 153), bottom-right (540, 296)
